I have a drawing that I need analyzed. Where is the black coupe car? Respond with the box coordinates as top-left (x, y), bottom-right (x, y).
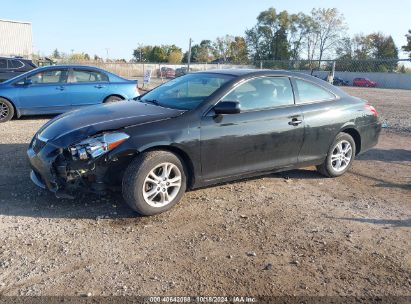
top-left (28, 70), bottom-right (381, 215)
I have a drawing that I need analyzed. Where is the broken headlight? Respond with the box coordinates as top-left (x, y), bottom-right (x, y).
top-left (69, 132), bottom-right (130, 160)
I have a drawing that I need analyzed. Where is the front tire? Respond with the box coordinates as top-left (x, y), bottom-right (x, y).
top-left (122, 151), bottom-right (187, 216)
top-left (0, 98), bottom-right (14, 123)
top-left (317, 132), bottom-right (356, 177)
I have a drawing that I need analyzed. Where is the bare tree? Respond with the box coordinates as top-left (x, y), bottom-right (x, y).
top-left (310, 8), bottom-right (347, 64)
top-left (288, 13), bottom-right (313, 61)
top-left (304, 17), bottom-right (320, 64)
top-left (213, 35), bottom-right (235, 61)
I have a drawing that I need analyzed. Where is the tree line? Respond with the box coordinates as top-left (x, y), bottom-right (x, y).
top-left (48, 7), bottom-right (411, 68)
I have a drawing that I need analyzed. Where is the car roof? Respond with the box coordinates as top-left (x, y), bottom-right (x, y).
top-left (33, 65), bottom-right (104, 71)
top-left (0, 56), bottom-right (31, 62)
top-left (197, 69), bottom-right (349, 97)
top-left (197, 69), bottom-right (319, 78)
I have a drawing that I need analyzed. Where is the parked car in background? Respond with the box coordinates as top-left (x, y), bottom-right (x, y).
top-left (353, 78), bottom-right (377, 87)
top-left (157, 67), bottom-right (175, 78)
top-left (0, 65), bottom-right (139, 122)
top-left (175, 67), bottom-right (189, 77)
top-left (0, 57), bottom-right (37, 83)
top-left (323, 76), bottom-right (349, 86)
top-left (332, 77), bottom-right (349, 86)
top-left (27, 70), bottom-right (381, 216)
top-left (36, 57), bottom-right (57, 67)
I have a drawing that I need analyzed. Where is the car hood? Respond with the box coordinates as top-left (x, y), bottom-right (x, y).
top-left (38, 100), bottom-right (186, 147)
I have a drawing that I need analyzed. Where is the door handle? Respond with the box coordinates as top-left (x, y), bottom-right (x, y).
top-left (56, 86), bottom-right (65, 91)
top-left (288, 118), bottom-right (303, 126)
top-left (94, 84), bottom-right (105, 89)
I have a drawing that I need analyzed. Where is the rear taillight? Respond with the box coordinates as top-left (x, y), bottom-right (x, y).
top-left (365, 103), bottom-right (378, 117)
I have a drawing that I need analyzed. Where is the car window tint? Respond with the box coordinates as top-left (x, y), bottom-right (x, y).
top-left (162, 76), bottom-right (227, 98)
top-left (11, 60), bottom-right (24, 69)
top-left (0, 59), bottom-right (6, 69)
top-left (72, 69), bottom-right (108, 83)
top-left (27, 69), bottom-right (69, 84)
top-left (140, 73), bottom-right (234, 110)
top-left (295, 79), bottom-right (335, 103)
top-left (222, 77), bottom-right (294, 111)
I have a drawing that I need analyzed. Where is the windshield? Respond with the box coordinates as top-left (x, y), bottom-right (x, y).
top-left (139, 73), bottom-right (234, 110)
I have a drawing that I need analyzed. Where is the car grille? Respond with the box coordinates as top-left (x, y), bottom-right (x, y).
top-left (32, 137), bottom-right (47, 154)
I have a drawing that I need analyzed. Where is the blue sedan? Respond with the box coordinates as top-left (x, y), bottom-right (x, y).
top-left (0, 65), bottom-right (139, 122)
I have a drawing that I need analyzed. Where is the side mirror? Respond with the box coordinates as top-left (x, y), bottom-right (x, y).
top-left (24, 79), bottom-right (33, 86)
top-left (213, 101), bottom-right (241, 115)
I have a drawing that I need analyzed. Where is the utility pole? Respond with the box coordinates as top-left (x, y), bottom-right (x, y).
top-left (137, 43), bottom-right (143, 62)
top-left (187, 38), bottom-right (193, 72)
top-left (105, 48), bottom-right (110, 61)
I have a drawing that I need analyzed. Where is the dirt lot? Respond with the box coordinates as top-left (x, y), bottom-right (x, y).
top-left (0, 88), bottom-right (410, 298)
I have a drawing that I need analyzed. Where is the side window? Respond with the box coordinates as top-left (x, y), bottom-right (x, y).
top-left (10, 60), bottom-right (24, 69)
top-left (222, 77), bottom-right (294, 111)
top-left (27, 69), bottom-right (69, 84)
top-left (72, 69), bottom-right (108, 83)
top-left (295, 79), bottom-right (335, 103)
top-left (0, 59), bottom-right (7, 69)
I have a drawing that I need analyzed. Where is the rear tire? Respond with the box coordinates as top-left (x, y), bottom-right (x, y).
top-left (104, 95), bottom-right (123, 103)
top-left (317, 132), bottom-right (356, 178)
top-left (122, 151), bottom-right (187, 216)
top-left (0, 98), bottom-right (14, 123)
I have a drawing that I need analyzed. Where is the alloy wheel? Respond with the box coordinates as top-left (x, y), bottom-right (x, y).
top-left (0, 101), bottom-right (9, 120)
top-left (330, 140), bottom-right (353, 172)
top-left (142, 162), bottom-right (182, 207)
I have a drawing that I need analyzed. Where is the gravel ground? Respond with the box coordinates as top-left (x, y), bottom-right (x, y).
top-left (0, 88), bottom-right (410, 297)
top-left (343, 87), bottom-right (411, 134)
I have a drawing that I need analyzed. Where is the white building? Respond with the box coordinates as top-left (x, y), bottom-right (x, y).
top-left (0, 19), bottom-right (33, 58)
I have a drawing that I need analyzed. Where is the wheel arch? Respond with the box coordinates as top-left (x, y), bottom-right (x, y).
top-left (340, 127), bottom-right (361, 155)
top-left (141, 145), bottom-right (196, 189)
top-left (0, 96), bottom-right (20, 118)
top-left (103, 94), bottom-right (126, 103)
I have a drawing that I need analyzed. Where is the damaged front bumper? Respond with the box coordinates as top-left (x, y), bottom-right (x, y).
top-left (27, 136), bottom-right (111, 198)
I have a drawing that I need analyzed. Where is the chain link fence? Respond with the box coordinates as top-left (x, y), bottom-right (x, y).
top-left (63, 59), bottom-right (411, 90)
top-left (259, 59), bottom-right (411, 90)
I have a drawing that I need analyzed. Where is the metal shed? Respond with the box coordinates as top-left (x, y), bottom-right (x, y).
top-left (0, 19), bottom-right (33, 58)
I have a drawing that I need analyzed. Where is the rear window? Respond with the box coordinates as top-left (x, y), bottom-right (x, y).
top-left (295, 79), bottom-right (335, 103)
top-left (10, 60), bottom-right (24, 69)
top-left (72, 69), bottom-right (108, 82)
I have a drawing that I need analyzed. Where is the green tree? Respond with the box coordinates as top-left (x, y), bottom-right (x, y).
top-left (52, 49), bottom-right (61, 59)
top-left (168, 50), bottom-right (183, 63)
top-left (403, 30), bottom-right (411, 58)
top-left (147, 46), bottom-right (166, 62)
top-left (196, 40), bottom-right (215, 62)
top-left (136, 45), bottom-right (154, 62)
top-left (69, 53), bottom-right (87, 61)
top-left (245, 7), bottom-right (291, 61)
top-left (369, 33), bottom-right (398, 59)
top-left (336, 33), bottom-right (399, 72)
top-left (133, 45), bottom-right (182, 63)
top-left (229, 36), bottom-right (248, 64)
top-left (182, 45), bottom-right (199, 63)
top-left (94, 54), bottom-right (103, 62)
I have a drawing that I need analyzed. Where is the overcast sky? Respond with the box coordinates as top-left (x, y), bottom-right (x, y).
top-left (1, 0), bottom-right (410, 59)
